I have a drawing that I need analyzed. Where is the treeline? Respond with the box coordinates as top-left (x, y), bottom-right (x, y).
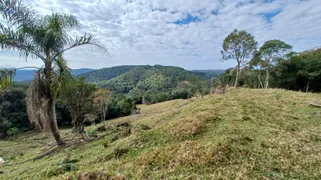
top-left (217, 47), bottom-right (321, 92)
top-left (217, 30), bottom-right (321, 92)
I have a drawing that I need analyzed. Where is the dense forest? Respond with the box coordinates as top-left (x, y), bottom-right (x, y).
top-left (87, 65), bottom-right (214, 104)
top-left (218, 47), bottom-right (321, 92)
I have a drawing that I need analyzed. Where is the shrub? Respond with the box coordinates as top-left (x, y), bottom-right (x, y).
top-left (97, 125), bottom-right (107, 132)
top-left (87, 127), bottom-right (97, 138)
top-left (7, 127), bottom-right (19, 136)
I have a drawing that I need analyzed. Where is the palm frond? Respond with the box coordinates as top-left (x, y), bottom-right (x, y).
top-left (0, 0), bottom-right (36, 28)
top-left (0, 28), bottom-right (46, 60)
top-left (38, 13), bottom-right (80, 53)
top-left (43, 13), bottom-right (79, 31)
top-left (52, 33), bottom-right (107, 60)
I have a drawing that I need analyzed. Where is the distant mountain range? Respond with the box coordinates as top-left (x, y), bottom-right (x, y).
top-left (14, 68), bottom-right (94, 82)
top-left (13, 66), bottom-right (225, 82)
top-left (81, 66), bottom-right (225, 82)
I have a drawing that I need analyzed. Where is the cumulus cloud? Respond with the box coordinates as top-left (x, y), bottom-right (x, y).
top-left (1, 0), bottom-right (321, 70)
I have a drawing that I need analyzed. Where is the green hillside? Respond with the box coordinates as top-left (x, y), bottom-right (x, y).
top-left (82, 66), bottom-right (224, 83)
top-left (1, 89), bottom-right (321, 179)
top-left (80, 66), bottom-right (137, 82)
top-left (85, 65), bottom-right (210, 104)
top-left (191, 69), bottom-right (225, 79)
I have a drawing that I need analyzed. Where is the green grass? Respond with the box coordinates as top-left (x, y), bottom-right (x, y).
top-left (1, 88), bottom-right (321, 179)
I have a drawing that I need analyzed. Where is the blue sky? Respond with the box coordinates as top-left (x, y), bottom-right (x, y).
top-left (1, 0), bottom-right (321, 70)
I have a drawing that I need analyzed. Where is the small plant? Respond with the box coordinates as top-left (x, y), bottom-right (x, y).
top-left (97, 125), bottom-right (107, 132)
top-left (111, 127), bottom-right (131, 142)
top-left (106, 147), bottom-right (129, 159)
top-left (274, 93), bottom-right (282, 101)
top-left (103, 141), bottom-right (108, 148)
top-left (58, 155), bottom-right (79, 172)
top-left (87, 127), bottom-right (97, 138)
top-left (58, 162), bottom-right (78, 172)
top-left (140, 124), bottom-right (151, 130)
top-left (7, 127), bottom-right (19, 136)
top-left (43, 156), bottom-right (79, 177)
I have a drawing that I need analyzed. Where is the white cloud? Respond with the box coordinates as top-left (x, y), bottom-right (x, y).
top-left (1, 0), bottom-right (321, 70)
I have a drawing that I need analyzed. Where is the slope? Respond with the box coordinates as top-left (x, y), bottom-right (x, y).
top-left (96, 65), bottom-right (209, 103)
top-left (1, 89), bottom-right (321, 179)
top-left (80, 65), bottom-right (138, 83)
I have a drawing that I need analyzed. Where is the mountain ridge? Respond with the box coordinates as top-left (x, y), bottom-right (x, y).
top-left (14, 68), bottom-right (94, 82)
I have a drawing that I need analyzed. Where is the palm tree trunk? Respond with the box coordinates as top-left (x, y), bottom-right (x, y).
top-left (44, 50), bottom-right (64, 146)
top-left (48, 98), bottom-right (65, 146)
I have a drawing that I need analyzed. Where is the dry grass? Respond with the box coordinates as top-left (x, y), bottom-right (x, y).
top-left (1, 89), bottom-right (321, 179)
top-left (170, 117), bottom-right (204, 138)
top-left (137, 99), bottom-right (187, 114)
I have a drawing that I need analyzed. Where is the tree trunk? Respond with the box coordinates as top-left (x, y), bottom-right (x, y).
top-left (44, 50), bottom-right (64, 146)
top-left (265, 68), bottom-right (270, 89)
top-left (234, 64), bottom-right (240, 88)
top-left (102, 106), bottom-right (106, 126)
top-left (256, 68), bottom-right (264, 89)
top-left (306, 78), bottom-right (310, 93)
top-left (257, 75), bottom-right (263, 89)
top-left (48, 98), bottom-right (65, 146)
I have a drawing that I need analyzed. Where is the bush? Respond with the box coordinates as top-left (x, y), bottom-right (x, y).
top-left (87, 127), bottom-right (97, 137)
top-left (0, 85), bottom-right (29, 138)
top-left (7, 127), bottom-right (19, 136)
top-left (97, 125), bottom-right (107, 132)
top-left (107, 95), bottom-right (137, 119)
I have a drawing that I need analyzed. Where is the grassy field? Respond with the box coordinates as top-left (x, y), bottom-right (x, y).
top-left (1, 88), bottom-right (321, 179)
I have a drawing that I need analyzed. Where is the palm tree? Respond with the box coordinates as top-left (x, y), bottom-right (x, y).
top-left (0, 0), bottom-right (105, 146)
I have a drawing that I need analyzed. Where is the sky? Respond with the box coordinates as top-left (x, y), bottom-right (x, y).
top-left (0, 0), bottom-right (321, 70)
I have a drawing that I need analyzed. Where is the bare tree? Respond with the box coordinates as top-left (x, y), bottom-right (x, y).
top-left (93, 89), bottom-right (112, 126)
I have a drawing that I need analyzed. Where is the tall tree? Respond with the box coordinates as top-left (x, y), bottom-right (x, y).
top-left (93, 88), bottom-right (112, 126)
top-left (0, 0), bottom-right (105, 146)
top-left (60, 77), bottom-right (96, 137)
top-left (253, 40), bottom-right (292, 89)
top-left (221, 30), bottom-right (257, 88)
top-left (274, 48), bottom-right (321, 92)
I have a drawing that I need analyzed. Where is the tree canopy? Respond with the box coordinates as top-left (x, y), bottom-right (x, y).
top-left (251, 40), bottom-right (292, 88)
top-left (221, 29), bottom-right (257, 87)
